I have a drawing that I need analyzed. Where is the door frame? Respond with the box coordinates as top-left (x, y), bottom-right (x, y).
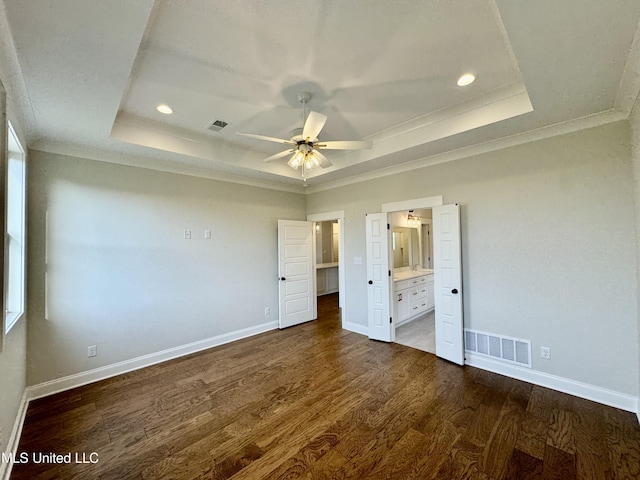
top-left (381, 196), bottom-right (465, 359)
top-left (381, 196), bottom-right (444, 215)
top-left (307, 211), bottom-right (346, 327)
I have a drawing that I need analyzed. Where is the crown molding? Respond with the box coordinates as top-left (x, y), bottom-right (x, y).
top-left (0, 2), bottom-right (36, 143)
top-left (29, 106), bottom-right (627, 198)
top-left (304, 108), bottom-right (626, 194)
top-left (29, 140), bottom-right (307, 194)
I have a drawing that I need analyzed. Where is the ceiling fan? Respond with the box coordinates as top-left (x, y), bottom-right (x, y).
top-left (237, 92), bottom-right (372, 179)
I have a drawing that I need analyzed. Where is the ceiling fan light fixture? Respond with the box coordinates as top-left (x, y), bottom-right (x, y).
top-left (288, 150), bottom-right (305, 169)
top-left (288, 150), bottom-right (322, 171)
top-left (304, 152), bottom-right (320, 169)
top-left (457, 73), bottom-right (476, 87)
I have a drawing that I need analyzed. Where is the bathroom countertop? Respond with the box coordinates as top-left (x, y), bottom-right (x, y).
top-left (316, 262), bottom-right (339, 269)
top-left (393, 269), bottom-right (434, 281)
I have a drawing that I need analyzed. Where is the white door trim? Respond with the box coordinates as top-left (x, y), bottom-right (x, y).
top-left (382, 195), bottom-right (443, 213)
top-left (307, 211), bottom-right (346, 326)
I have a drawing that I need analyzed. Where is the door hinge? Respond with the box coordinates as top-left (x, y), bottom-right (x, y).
top-left (387, 223), bottom-right (390, 230)
top-left (390, 317), bottom-right (393, 324)
top-left (388, 270), bottom-right (391, 277)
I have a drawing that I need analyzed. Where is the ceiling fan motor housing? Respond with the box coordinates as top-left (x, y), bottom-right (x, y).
top-left (289, 127), bottom-right (304, 142)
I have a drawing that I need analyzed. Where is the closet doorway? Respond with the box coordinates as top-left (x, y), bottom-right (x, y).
top-left (308, 211), bottom-right (346, 327)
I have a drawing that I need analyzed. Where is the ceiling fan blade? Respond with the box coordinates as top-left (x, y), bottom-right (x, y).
top-left (316, 140), bottom-right (373, 150)
top-left (237, 132), bottom-right (294, 145)
top-left (264, 149), bottom-right (295, 163)
top-left (302, 111), bottom-right (327, 141)
top-left (313, 150), bottom-right (332, 168)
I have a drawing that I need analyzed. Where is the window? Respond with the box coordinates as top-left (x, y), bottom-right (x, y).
top-left (4, 121), bottom-right (26, 333)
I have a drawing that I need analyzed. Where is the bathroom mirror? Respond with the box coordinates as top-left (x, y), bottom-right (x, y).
top-left (392, 227), bottom-right (419, 268)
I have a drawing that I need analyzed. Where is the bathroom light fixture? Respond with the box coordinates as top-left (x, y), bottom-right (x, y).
top-left (407, 213), bottom-right (421, 227)
top-left (157, 104), bottom-right (173, 114)
top-left (457, 73), bottom-right (476, 87)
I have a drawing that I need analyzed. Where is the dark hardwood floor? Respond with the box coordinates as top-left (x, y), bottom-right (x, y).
top-left (11, 293), bottom-right (640, 479)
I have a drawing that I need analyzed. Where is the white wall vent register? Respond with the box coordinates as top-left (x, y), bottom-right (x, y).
top-left (464, 329), bottom-right (532, 368)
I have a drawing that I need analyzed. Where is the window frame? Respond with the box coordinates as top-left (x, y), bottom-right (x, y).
top-left (0, 78), bottom-right (7, 349)
top-left (0, 78), bottom-right (27, 350)
top-left (4, 120), bottom-right (26, 333)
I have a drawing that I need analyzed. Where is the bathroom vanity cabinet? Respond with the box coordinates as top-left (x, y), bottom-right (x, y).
top-left (316, 262), bottom-right (339, 295)
top-left (393, 270), bottom-right (434, 326)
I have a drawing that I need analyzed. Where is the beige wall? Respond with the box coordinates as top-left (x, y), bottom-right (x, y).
top-left (26, 150), bottom-right (306, 385)
top-left (0, 6), bottom-right (28, 463)
top-left (307, 121), bottom-right (638, 396)
top-left (631, 101), bottom-right (640, 402)
top-left (0, 320), bottom-right (26, 461)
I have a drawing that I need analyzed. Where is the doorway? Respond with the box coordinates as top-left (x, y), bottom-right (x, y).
top-left (391, 208), bottom-right (435, 354)
top-left (315, 220), bottom-right (340, 323)
top-left (366, 196), bottom-right (464, 365)
top-left (308, 211), bottom-right (346, 327)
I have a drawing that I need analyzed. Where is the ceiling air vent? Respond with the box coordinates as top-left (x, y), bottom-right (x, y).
top-left (208, 119), bottom-right (229, 133)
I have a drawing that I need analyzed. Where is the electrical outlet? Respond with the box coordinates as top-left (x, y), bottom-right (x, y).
top-left (87, 345), bottom-right (97, 358)
top-left (265, 307), bottom-right (270, 316)
top-left (540, 346), bottom-right (551, 359)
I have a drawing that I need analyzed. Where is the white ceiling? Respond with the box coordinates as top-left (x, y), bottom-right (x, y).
top-left (2, 0), bottom-right (640, 192)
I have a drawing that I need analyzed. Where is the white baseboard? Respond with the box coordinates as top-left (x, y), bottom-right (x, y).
top-left (343, 321), bottom-right (368, 337)
top-left (26, 321), bottom-right (278, 402)
top-left (465, 352), bottom-right (639, 413)
top-left (0, 391), bottom-right (29, 480)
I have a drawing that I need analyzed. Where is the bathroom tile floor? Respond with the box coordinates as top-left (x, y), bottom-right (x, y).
top-left (394, 310), bottom-right (435, 353)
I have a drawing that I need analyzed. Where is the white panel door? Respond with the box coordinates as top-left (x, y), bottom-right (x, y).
top-left (278, 220), bottom-right (316, 329)
top-left (433, 204), bottom-right (464, 365)
top-left (366, 213), bottom-right (393, 342)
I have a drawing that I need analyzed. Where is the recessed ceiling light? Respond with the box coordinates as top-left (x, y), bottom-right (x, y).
top-left (157, 104), bottom-right (173, 114)
top-left (457, 73), bottom-right (476, 87)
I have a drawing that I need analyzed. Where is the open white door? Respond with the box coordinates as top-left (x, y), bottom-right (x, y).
top-left (433, 204), bottom-right (464, 365)
top-left (365, 213), bottom-right (393, 342)
top-left (278, 220), bottom-right (316, 329)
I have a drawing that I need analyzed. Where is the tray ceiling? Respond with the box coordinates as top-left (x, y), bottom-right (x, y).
top-left (3, 0), bottom-right (640, 191)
